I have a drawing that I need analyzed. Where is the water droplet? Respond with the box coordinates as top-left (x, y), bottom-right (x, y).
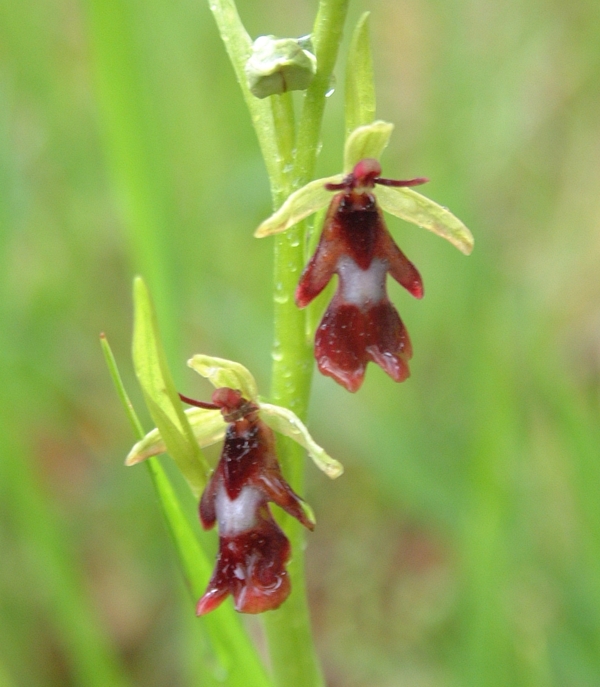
top-left (325, 73), bottom-right (336, 97)
top-left (272, 349), bottom-right (283, 362)
top-left (214, 665), bottom-right (228, 682)
top-left (274, 293), bottom-right (289, 304)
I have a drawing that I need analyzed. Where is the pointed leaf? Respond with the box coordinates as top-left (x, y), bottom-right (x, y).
top-left (345, 13), bottom-right (376, 137)
top-left (376, 186), bottom-right (474, 254)
top-left (254, 175), bottom-right (343, 237)
top-left (132, 277), bottom-right (208, 497)
top-left (344, 120), bottom-right (393, 172)
top-left (126, 408), bottom-right (226, 465)
top-left (259, 403), bottom-right (343, 478)
top-left (188, 354), bottom-right (259, 400)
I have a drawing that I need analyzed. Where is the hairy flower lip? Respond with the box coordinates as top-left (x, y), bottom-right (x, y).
top-left (192, 386), bottom-right (315, 615)
top-left (294, 160), bottom-right (424, 391)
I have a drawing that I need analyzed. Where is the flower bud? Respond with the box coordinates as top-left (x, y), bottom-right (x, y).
top-left (245, 35), bottom-right (317, 99)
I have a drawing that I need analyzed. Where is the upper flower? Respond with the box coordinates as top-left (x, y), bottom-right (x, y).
top-left (293, 157), bottom-right (428, 391)
top-left (255, 122), bottom-right (474, 391)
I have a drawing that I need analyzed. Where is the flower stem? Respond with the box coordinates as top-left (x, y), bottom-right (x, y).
top-left (264, 3), bottom-right (350, 686)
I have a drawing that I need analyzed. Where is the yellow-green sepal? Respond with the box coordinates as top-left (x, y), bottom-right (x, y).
top-left (188, 354), bottom-right (259, 400)
top-left (343, 120), bottom-right (393, 173)
top-left (254, 175), bottom-right (343, 238)
top-left (259, 403), bottom-right (344, 479)
top-left (376, 186), bottom-right (474, 255)
top-left (126, 408), bottom-right (226, 466)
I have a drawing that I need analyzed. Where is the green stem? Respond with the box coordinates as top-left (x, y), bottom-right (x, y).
top-left (204, 1), bottom-right (349, 684)
top-left (293, 0), bottom-right (350, 187)
top-left (264, 3), bottom-right (350, 687)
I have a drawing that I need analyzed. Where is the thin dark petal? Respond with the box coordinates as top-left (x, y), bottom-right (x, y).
top-left (296, 197), bottom-right (344, 308)
top-left (374, 176), bottom-right (428, 187)
top-left (199, 472), bottom-right (219, 529)
top-left (257, 471), bottom-right (315, 531)
top-left (383, 235), bottom-right (424, 299)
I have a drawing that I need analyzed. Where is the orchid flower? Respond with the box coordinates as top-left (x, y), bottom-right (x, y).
top-left (255, 121), bottom-right (474, 392)
top-left (126, 355), bottom-right (341, 615)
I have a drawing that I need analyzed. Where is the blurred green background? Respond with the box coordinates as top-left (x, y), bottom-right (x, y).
top-left (2, 0), bottom-right (600, 685)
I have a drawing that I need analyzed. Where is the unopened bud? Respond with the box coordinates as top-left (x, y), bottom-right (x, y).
top-left (245, 35), bottom-right (317, 99)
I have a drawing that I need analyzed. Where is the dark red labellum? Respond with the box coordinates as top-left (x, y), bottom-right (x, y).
top-left (182, 388), bottom-right (313, 615)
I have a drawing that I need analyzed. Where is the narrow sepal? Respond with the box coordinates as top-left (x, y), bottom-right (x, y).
top-left (254, 175), bottom-right (343, 237)
top-left (259, 403), bottom-right (344, 478)
top-left (376, 185), bottom-right (474, 254)
top-left (125, 408), bottom-right (226, 465)
top-left (188, 355), bottom-right (258, 401)
top-left (343, 121), bottom-right (393, 173)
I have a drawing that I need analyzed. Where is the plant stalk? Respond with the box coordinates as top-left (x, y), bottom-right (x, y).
top-left (264, 2), bottom-right (350, 687)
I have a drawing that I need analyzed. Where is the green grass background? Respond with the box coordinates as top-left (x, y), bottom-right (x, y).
top-left (2, 0), bottom-right (600, 685)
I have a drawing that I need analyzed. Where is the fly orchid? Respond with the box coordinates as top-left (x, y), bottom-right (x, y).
top-left (126, 355), bottom-right (342, 615)
top-left (256, 121), bottom-right (474, 392)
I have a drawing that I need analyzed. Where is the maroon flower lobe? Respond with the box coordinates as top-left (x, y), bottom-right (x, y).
top-left (187, 388), bottom-right (314, 615)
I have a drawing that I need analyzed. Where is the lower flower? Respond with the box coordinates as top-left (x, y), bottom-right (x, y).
top-left (194, 388), bottom-right (314, 615)
top-left (126, 356), bottom-right (342, 615)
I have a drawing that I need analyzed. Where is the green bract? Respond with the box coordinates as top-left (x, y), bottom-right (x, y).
top-left (132, 277), bottom-right (209, 497)
top-left (246, 35), bottom-right (317, 99)
top-left (254, 121), bottom-right (474, 255)
top-left (345, 13), bottom-right (376, 137)
top-left (126, 355), bottom-right (343, 479)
